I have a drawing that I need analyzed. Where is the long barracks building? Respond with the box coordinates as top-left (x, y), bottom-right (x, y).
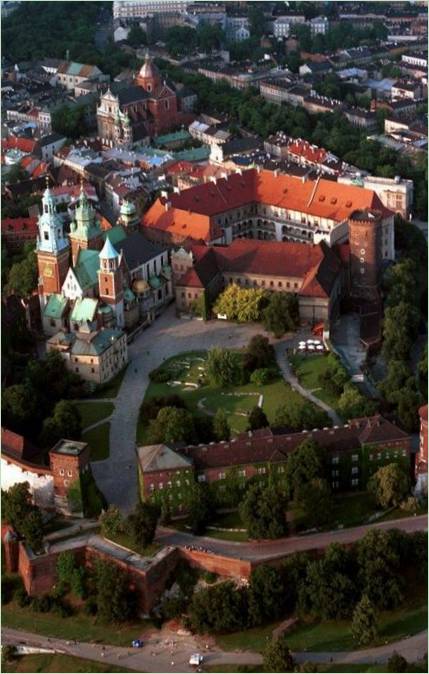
top-left (136, 415), bottom-right (412, 515)
top-left (142, 167), bottom-right (395, 259)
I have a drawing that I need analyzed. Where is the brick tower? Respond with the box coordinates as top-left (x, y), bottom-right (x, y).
top-left (36, 180), bottom-right (70, 308)
top-left (97, 237), bottom-right (124, 328)
top-left (348, 209), bottom-right (382, 302)
top-left (49, 439), bottom-right (91, 517)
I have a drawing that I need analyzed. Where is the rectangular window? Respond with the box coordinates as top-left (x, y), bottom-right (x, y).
top-left (167, 481), bottom-right (172, 488)
top-left (369, 453), bottom-right (373, 461)
top-left (198, 474), bottom-right (206, 483)
top-left (67, 470), bottom-right (72, 477)
top-left (218, 472), bottom-right (226, 480)
top-left (257, 467), bottom-right (266, 475)
top-left (150, 484), bottom-right (154, 491)
top-left (352, 454), bottom-right (358, 462)
top-left (176, 480), bottom-right (181, 487)
top-left (332, 481), bottom-right (339, 489)
top-left (332, 456), bottom-right (339, 464)
top-left (331, 470), bottom-right (339, 477)
top-left (278, 466), bottom-right (284, 473)
top-left (351, 478), bottom-right (359, 486)
top-left (238, 470), bottom-right (246, 477)
top-left (159, 482), bottom-right (163, 490)
top-left (59, 469), bottom-right (64, 476)
top-left (352, 467), bottom-right (359, 475)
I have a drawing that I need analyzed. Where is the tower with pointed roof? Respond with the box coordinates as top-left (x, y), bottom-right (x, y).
top-left (69, 184), bottom-right (104, 264)
top-left (97, 238), bottom-right (124, 328)
top-left (134, 50), bottom-right (178, 134)
top-left (37, 180), bottom-right (70, 306)
top-left (135, 50), bottom-right (161, 93)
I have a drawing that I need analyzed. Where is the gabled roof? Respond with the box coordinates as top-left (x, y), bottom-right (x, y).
top-left (104, 225), bottom-right (127, 246)
top-left (136, 444), bottom-right (193, 473)
top-left (70, 297), bottom-right (98, 323)
top-left (44, 293), bottom-right (69, 319)
top-left (74, 249), bottom-right (100, 290)
top-left (114, 231), bottom-right (167, 271)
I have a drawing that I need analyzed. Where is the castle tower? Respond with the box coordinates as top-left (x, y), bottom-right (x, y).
top-left (118, 199), bottom-right (139, 231)
top-left (49, 439), bottom-right (91, 517)
top-left (348, 209), bottom-right (382, 302)
top-left (69, 184), bottom-right (104, 264)
top-left (37, 180), bottom-right (70, 307)
top-left (98, 237), bottom-right (124, 328)
top-left (135, 50), bottom-right (161, 93)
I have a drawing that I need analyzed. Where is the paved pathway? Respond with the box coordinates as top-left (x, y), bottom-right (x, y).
top-left (156, 514), bottom-right (427, 561)
top-left (92, 307), bottom-right (273, 512)
top-left (3, 627), bottom-right (427, 672)
top-left (274, 342), bottom-right (342, 426)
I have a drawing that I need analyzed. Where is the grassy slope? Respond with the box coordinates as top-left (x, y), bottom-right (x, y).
top-left (75, 402), bottom-right (114, 430)
top-left (3, 653), bottom-right (135, 673)
top-left (289, 353), bottom-right (340, 409)
top-left (82, 422), bottom-right (110, 461)
top-left (1, 601), bottom-right (153, 646)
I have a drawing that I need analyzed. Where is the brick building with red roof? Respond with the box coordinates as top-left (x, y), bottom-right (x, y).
top-left (1, 217), bottom-right (38, 252)
top-left (137, 415), bottom-right (412, 514)
top-left (141, 168), bottom-right (395, 262)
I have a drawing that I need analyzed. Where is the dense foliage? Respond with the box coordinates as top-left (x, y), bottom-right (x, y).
top-left (2, 482), bottom-right (44, 553)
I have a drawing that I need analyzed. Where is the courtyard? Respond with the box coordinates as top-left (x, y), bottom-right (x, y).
top-left (137, 349), bottom-right (324, 443)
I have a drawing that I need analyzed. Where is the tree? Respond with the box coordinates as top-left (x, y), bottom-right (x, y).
top-left (337, 384), bottom-right (377, 421)
top-left (100, 505), bottom-right (123, 539)
top-left (382, 302), bottom-right (419, 362)
top-left (126, 501), bottom-right (159, 550)
top-left (6, 164), bottom-right (29, 184)
top-left (213, 284), bottom-right (267, 323)
top-left (206, 347), bottom-right (244, 387)
top-left (263, 634), bottom-right (295, 673)
top-left (284, 439), bottom-right (324, 499)
top-left (248, 565), bottom-right (285, 627)
top-left (94, 560), bottom-right (136, 623)
top-left (357, 530), bottom-right (403, 609)
top-left (387, 653), bottom-right (408, 673)
top-left (295, 478), bottom-right (333, 529)
top-left (298, 544), bottom-right (357, 619)
top-left (368, 463), bottom-right (410, 509)
top-left (4, 247), bottom-right (37, 298)
top-left (39, 400), bottom-right (82, 448)
top-left (148, 406), bottom-right (196, 445)
top-left (2, 482), bottom-right (44, 552)
top-left (188, 581), bottom-right (247, 633)
top-left (239, 483), bottom-right (287, 540)
top-left (244, 335), bottom-right (275, 371)
top-left (275, 400), bottom-right (329, 432)
top-left (351, 595), bottom-right (378, 646)
top-left (213, 408), bottom-right (230, 441)
top-left (56, 551), bottom-right (77, 586)
top-left (188, 483), bottom-right (212, 535)
top-left (127, 23), bottom-right (146, 47)
top-left (52, 105), bottom-right (87, 140)
top-left (282, 552), bottom-right (311, 613)
top-left (380, 360), bottom-right (416, 405)
top-left (262, 293), bottom-right (299, 338)
top-left (248, 406), bottom-right (268, 431)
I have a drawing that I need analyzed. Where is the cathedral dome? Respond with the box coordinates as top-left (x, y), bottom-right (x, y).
top-left (138, 51), bottom-right (160, 81)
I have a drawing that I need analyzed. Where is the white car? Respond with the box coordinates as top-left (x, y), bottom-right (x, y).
top-left (189, 653), bottom-right (204, 666)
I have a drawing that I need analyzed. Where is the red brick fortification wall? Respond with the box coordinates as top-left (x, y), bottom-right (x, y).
top-left (18, 543), bottom-right (87, 596)
top-left (179, 548), bottom-right (253, 579)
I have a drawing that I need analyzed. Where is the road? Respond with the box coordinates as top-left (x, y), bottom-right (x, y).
top-left (156, 514), bottom-right (428, 561)
top-left (3, 627), bottom-right (427, 672)
top-left (92, 307), bottom-right (337, 512)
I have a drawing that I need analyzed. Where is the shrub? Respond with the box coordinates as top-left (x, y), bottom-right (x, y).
top-left (84, 596), bottom-right (98, 615)
top-left (15, 586), bottom-right (31, 607)
top-left (250, 368), bottom-right (274, 385)
top-left (149, 367), bottom-right (170, 383)
top-left (31, 594), bottom-right (52, 613)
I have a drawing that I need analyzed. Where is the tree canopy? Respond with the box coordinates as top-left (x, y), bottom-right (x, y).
top-left (367, 463), bottom-right (410, 509)
top-left (239, 483), bottom-right (287, 539)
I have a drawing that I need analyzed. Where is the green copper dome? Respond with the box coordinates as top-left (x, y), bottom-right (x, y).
top-left (120, 200), bottom-right (136, 217)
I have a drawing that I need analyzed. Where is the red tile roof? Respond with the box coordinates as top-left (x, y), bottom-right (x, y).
top-left (142, 168), bottom-right (393, 244)
top-left (142, 198), bottom-right (221, 243)
top-left (1, 217), bottom-right (38, 235)
top-left (288, 139), bottom-right (327, 164)
top-left (2, 136), bottom-right (39, 154)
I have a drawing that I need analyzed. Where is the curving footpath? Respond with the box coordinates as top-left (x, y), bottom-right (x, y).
top-left (156, 514), bottom-right (428, 561)
top-left (2, 627), bottom-right (427, 672)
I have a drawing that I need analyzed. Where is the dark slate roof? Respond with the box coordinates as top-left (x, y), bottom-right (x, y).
top-left (114, 231), bottom-right (167, 271)
top-left (118, 85), bottom-right (148, 105)
top-left (38, 132), bottom-right (66, 146)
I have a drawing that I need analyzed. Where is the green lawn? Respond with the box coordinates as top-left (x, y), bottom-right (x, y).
top-left (331, 492), bottom-right (377, 528)
top-left (75, 402), bottom-right (114, 430)
top-left (104, 531), bottom-right (161, 557)
top-left (217, 584), bottom-right (427, 654)
top-left (82, 422), bottom-right (110, 461)
top-left (1, 601), bottom-right (153, 647)
top-left (204, 662), bottom-right (426, 673)
top-left (3, 653), bottom-right (135, 673)
top-left (137, 351), bottom-right (328, 443)
top-left (289, 353), bottom-right (340, 410)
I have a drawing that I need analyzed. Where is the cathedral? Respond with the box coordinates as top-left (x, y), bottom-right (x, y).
top-left (97, 51), bottom-right (187, 147)
top-left (36, 181), bottom-right (172, 383)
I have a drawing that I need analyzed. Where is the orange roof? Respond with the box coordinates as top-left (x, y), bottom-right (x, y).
top-left (2, 136), bottom-right (38, 154)
top-left (288, 139), bottom-right (327, 164)
top-left (142, 168), bottom-right (393, 243)
top-left (142, 198), bottom-right (221, 243)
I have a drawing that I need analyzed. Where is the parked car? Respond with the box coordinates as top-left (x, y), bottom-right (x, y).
top-left (189, 653), bottom-right (204, 666)
top-left (132, 639), bottom-right (144, 648)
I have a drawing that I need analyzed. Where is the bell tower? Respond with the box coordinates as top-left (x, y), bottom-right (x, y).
top-left (118, 199), bottom-right (139, 231)
top-left (98, 237), bottom-right (124, 328)
top-left (37, 179), bottom-right (70, 307)
top-left (135, 50), bottom-right (161, 93)
top-left (69, 183), bottom-right (103, 264)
